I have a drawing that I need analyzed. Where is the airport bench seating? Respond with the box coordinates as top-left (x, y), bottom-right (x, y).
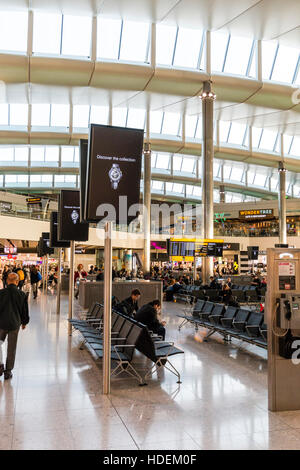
top-left (177, 300), bottom-right (267, 349)
top-left (70, 303), bottom-right (184, 385)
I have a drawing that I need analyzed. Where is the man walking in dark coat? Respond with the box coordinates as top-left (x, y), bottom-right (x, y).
top-left (0, 273), bottom-right (30, 380)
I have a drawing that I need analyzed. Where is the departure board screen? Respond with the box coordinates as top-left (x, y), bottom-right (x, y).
top-left (169, 241), bottom-right (195, 257)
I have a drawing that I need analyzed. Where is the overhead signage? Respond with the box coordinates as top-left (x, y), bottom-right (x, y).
top-left (85, 124), bottom-right (144, 224)
top-left (168, 238), bottom-right (224, 258)
top-left (239, 209), bottom-right (273, 219)
top-left (50, 212), bottom-right (71, 248)
top-left (26, 197), bottom-right (42, 204)
top-left (223, 243), bottom-right (240, 251)
top-left (58, 190), bottom-right (89, 242)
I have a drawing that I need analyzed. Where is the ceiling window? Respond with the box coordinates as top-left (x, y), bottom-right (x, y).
top-left (213, 161), bottom-right (221, 179)
top-left (73, 105), bottom-right (90, 128)
top-left (97, 18), bottom-right (121, 60)
top-left (224, 36), bottom-right (254, 76)
top-left (219, 121), bottom-right (231, 143)
top-left (45, 146), bottom-right (59, 162)
top-left (14, 147), bottom-right (28, 162)
top-left (61, 15), bottom-right (92, 57)
top-left (155, 153), bottom-right (170, 170)
top-left (61, 147), bottom-right (76, 163)
top-left (50, 104), bottom-right (69, 127)
top-left (271, 45), bottom-right (299, 83)
top-left (185, 115), bottom-right (198, 138)
top-left (90, 106), bottom-right (109, 125)
top-left (156, 24), bottom-right (177, 66)
top-left (0, 147), bottom-right (13, 161)
top-left (119, 21), bottom-right (150, 63)
top-left (31, 104), bottom-right (51, 127)
top-left (262, 40), bottom-right (278, 80)
top-left (0, 104), bottom-right (9, 125)
top-left (33, 12), bottom-right (62, 55)
top-left (230, 164), bottom-right (244, 183)
top-left (0, 11), bottom-right (28, 53)
top-left (31, 147), bottom-right (45, 162)
top-left (252, 127), bottom-right (263, 148)
top-left (152, 180), bottom-right (164, 192)
top-left (259, 129), bottom-right (278, 152)
top-left (126, 109), bottom-right (146, 129)
top-left (161, 112), bottom-right (181, 136)
top-left (33, 12), bottom-right (91, 57)
top-left (112, 107), bottom-right (127, 127)
top-left (227, 122), bottom-right (247, 146)
top-left (181, 157), bottom-right (196, 174)
top-left (10, 104), bottom-right (28, 126)
top-left (290, 137), bottom-right (300, 158)
top-left (150, 111), bottom-right (163, 134)
top-left (173, 27), bottom-right (203, 69)
top-left (211, 31), bottom-right (229, 72)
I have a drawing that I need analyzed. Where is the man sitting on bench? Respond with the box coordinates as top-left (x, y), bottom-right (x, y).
top-left (115, 289), bottom-right (141, 317)
top-left (135, 299), bottom-right (166, 340)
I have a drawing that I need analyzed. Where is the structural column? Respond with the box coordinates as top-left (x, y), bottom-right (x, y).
top-left (143, 142), bottom-right (151, 274)
top-left (278, 161), bottom-right (287, 245)
top-left (201, 81), bottom-right (216, 283)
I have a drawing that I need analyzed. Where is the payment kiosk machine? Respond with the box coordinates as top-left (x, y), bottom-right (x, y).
top-left (266, 248), bottom-right (300, 411)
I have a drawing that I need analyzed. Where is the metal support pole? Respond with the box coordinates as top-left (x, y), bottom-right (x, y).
top-left (68, 240), bottom-right (75, 336)
top-left (56, 248), bottom-right (62, 315)
top-left (143, 142), bottom-right (151, 274)
top-left (103, 222), bottom-right (112, 395)
top-left (278, 162), bottom-right (287, 244)
top-left (201, 81), bottom-right (215, 284)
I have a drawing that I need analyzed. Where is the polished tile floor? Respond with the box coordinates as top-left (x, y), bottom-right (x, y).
top-left (1, 290), bottom-right (300, 450)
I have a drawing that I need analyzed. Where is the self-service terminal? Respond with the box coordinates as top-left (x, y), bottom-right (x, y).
top-left (266, 248), bottom-right (300, 411)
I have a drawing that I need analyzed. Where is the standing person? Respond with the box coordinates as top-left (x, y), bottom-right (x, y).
top-left (0, 273), bottom-right (29, 380)
top-left (74, 264), bottom-right (87, 299)
top-left (135, 300), bottom-right (166, 340)
top-left (30, 266), bottom-right (40, 299)
top-left (2, 265), bottom-right (10, 288)
top-left (16, 265), bottom-right (25, 290)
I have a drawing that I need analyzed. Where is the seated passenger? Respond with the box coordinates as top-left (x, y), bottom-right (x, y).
top-left (209, 276), bottom-right (219, 289)
top-left (227, 277), bottom-right (232, 288)
top-left (221, 283), bottom-right (233, 305)
top-left (135, 299), bottom-right (166, 340)
top-left (115, 289), bottom-right (141, 317)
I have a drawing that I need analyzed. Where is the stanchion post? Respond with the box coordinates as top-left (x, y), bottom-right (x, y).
top-left (103, 221), bottom-right (112, 395)
top-left (56, 248), bottom-right (62, 315)
top-left (68, 240), bottom-right (75, 336)
top-left (45, 254), bottom-right (49, 295)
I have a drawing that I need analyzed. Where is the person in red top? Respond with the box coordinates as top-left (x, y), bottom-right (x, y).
top-left (74, 264), bottom-right (87, 299)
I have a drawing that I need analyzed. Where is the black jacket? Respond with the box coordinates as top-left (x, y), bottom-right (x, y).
top-left (0, 284), bottom-right (29, 330)
top-left (135, 303), bottom-right (160, 331)
top-left (116, 297), bottom-right (138, 317)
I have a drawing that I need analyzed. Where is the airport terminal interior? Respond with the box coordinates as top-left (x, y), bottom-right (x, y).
top-left (2, 0), bottom-right (300, 452)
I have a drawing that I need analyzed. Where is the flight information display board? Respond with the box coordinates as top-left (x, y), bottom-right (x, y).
top-left (168, 239), bottom-right (224, 258)
top-left (169, 241), bottom-right (195, 257)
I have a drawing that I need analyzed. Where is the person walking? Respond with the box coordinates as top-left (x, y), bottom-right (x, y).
top-left (0, 273), bottom-right (29, 380)
top-left (30, 265), bottom-right (40, 299)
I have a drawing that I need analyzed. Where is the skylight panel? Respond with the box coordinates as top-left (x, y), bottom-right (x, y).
top-left (252, 127), bottom-right (263, 148)
top-left (181, 157), bottom-right (195, 173)
top-left (61, 15), bottom-right (92, 57)
top-left (173, 27), bottom-right (202, 69)
top-left (126, 109), bottom-right (146, 129)
top-left (31, 147), bottom-right (45, 162)
top-left (262, 40), bottom-right (278, 80)
top-left (259, 129), bottom-right (278, 151)
top-left (0, 148), bottom-right (13, 161)
top-left (211, 31), bottom-right (229, 72)
top-left (97, 17), bottom-right (122, 60)
top-left (161, 112), bottom-right (181, 136)
top-left (119, 21), bottom-right (150, 63)
top-left (50, 105), bottom-right (69, 127)
top-left (73, 105), bottom-right (90, 128)
top-left (150, 111), bottom-right (163, 134)
top-left (31, 104), bottom-right (50, 127)
top-left (185, 115), bottom-right (198, 138)
top-left (112, 107), bottom-right (127, 127)
top-left (271, 45), bottom-right (299, 83)
top-left (0, 11), bottom-right (28, 53)
top-left (14, 147), bottom-right (28, 162)
top-left (45, 146), bottom-right (59, 162)
top-left (33, 12), bottom-right (62, 55)
top-left (156, 24), bottom-right (177, 66)
top-left (227, 122), bottom-right (247, 145)
top-left (219, 121), bottom-right (231, 142)
top-left (0, 104), bottom-right (9, 125)
top-left (10, 104), bottom-right (28, 126)
top-left (224, 36), bottom-right (253, 76)
top-left (90, 106), bottom-right (109, 125)
top-left (290, 136), bottom-right (300, 158)
top-left (156, 153), bottom-right (170, 170)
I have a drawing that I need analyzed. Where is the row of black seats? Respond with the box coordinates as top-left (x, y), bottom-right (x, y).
top-left (174, 284), bottom-right (264, 304)
top-left (69, 302), bottom-right (184, 385)
top-left (177, 299), bottom-right (267, 349)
